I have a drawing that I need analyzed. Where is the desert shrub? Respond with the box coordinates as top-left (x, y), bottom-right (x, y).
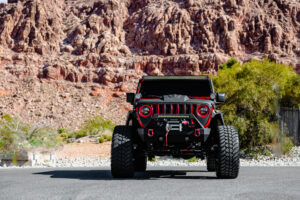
top-left (99, 137), bottom-right (105, 143)
top-left (103, 134), bottom-right (112, 141)
top-left (58, 128), bottom-right (66, 134)
top-left (97, 133), bottom-right (112, 143)
top-left (244, 146), bottom-right (272, 159)
top-left (187, 157), bottom-right (198, 162)
top-left (103, 134), bottom-right (108, 140)
top-left (57, 128), bottom-right (72, 141)
top-left (280, 75), bottom-right (300, 107)
top-left (106, 135), bottom-right (112, 141)
top-left (71, 115), bottom-right (115, 139)
top-left (148, 156), bottom-right (156, 162)
top-left (219, 58), bottom-right (238, 70)
top-left (59, 132), bottom-right (69, 141)
top-left (71, 130), bottom-right (87, 139)
top-left (0, 114), bottom-right (63, 158)
top-left (280, 136), bottom-right (294, 154)
top-left (213, 59), bottom-right (299, 153)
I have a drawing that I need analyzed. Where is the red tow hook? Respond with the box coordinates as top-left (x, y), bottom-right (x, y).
top-left (148, 129), bottom-right (154, 137)
top-left (194, 129), bottom-right (201, 137)
top-left (165, 130), bottom-right (170, 146)
top-left (182, 121), bottom-right (189, 125)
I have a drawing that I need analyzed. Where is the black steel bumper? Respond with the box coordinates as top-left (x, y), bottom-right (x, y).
top-left (137, 114), bottom-right (211, 147)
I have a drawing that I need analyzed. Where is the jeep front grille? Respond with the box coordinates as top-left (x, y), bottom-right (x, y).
top-left (151, 104), bottom-right (197, 115)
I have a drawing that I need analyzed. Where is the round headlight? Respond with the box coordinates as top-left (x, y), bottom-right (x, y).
top-left (139, 105), bottom-right (151, 117)
top-left (197, 105), bottom-right (209, 117)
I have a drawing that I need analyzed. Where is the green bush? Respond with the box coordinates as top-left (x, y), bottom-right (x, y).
top-left (103, 134), bottom-right (112, 141)
top-left (99, 137), bottom-right (105, 143)
top-left (148, 156), bottom-right (156, 162)
top-left (59, 133), bottom-right (69, 141)
top-left (280, 75), bottom-right (300, 107)
top-left (103, 134), bottom-right (108, 140)
top-left (97, 133), bottom-right (112, 143)
top-left (244, 146), bottom-right (272, 159)
top-left (107, 135), bottom-right (112, 141)
top-left (0, 114), bottom-right (63, 158)
top-left (71, 115), bottom-right (115, 139)
top-left (71, 130), bottom-right (88, 139)
top-left (219, 58), bottom-right (238, 70)
top-left (58, 128), bottom-right (66, 134)
top-left (213, 59), bottom-right (299, 154)
top-left (280, 136), bottom-right (294, 154)
top-left (57, 128), bottom-right (72, 141)
top-left (187, 157), bottom-right (198, 162)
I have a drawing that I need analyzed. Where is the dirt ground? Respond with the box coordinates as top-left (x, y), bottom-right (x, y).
top-left (55, 142), bottom-right (111, 159)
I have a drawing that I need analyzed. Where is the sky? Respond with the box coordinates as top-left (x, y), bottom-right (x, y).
top-left (0, 0), bottom-right (7, 3)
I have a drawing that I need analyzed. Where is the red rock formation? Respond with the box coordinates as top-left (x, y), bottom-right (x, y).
top-left (0, 0), bottom-right (299, 128)
top-left (1, 0), bottom-right (299, 80)
top-left (0, 0), bottom-right (64, 55)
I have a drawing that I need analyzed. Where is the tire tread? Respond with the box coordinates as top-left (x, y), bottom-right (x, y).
top-left (111, 126), bottom-right (134, 178)
top-left (216, 125), bottom-right (240, 179)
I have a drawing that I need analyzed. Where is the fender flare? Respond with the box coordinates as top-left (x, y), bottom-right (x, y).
top-left (206, 111), bottom-right (225, 148)
top-left (211, 111), bottom-right (225, 126)
top-left (126, 110), bottom-right (135, 126)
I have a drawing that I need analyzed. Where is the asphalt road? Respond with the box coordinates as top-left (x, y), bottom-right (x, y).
top-left (0, 167), bottom-right (300, 200)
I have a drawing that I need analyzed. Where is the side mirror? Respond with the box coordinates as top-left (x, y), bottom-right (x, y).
top-left (216, 93), bottom-right (226, 103)
top-left (126, 93), bottom-right (135, 105)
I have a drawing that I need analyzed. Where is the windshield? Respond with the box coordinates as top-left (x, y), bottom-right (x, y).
top-left (138, 80), bottom-right (212, 98)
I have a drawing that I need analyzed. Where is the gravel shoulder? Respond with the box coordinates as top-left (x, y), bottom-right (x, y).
top-left (55, 145), bottom-right (300, 167)
top-left (1, 145), bottom-right (300, 168)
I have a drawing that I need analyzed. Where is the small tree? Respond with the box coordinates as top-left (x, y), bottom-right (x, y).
top-left (213, 59), bottom-right (300, 153)
top-left (0, 114), bottom-right (62, 158)
top-left (70, 115), bottom-right (115, 139)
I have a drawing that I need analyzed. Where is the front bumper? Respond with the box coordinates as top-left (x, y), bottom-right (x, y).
top-left (137, 114), bottom-right (211, 148)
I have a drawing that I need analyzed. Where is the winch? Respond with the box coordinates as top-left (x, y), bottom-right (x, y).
top-left (166, 120), bottom-right (182, 132)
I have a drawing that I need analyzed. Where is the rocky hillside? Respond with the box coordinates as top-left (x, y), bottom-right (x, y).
top-left (0, 0), bottom-right (299, 129)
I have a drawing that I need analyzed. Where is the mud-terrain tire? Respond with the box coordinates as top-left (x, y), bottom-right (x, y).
top-left (216, 125), bottom-right (239, 179)
top-left (111, 126), bottom-right (134, 178)
top-left (206, 153), bottom-right (216, 172)
top-left (134, 151), bottom-right (147, 172)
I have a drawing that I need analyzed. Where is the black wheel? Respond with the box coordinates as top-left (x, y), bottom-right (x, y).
top-left (134, 150), bottom-right (147, 172)
top-left (111, 126), bottom-right (134, 178)
top-left (206, 153), bottom-right (216, 172)
top-left (215, 125), bottom-right (240, 179)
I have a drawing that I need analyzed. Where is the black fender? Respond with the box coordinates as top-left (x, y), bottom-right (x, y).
top-left (126, 110), bottom-right (144, 145)
top-left (206, 110), bottom-right (225, 148)
top-left (211, 111), bottom-right (225, 126)
top-left (126, 110), bottom-right (135, 126)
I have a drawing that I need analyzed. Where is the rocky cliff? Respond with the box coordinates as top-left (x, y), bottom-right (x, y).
top-left (0, 0), bottom-right (299, 128)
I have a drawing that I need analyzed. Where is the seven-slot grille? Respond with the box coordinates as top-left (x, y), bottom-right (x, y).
top-left (150, 104), bottom-right (198, 115)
